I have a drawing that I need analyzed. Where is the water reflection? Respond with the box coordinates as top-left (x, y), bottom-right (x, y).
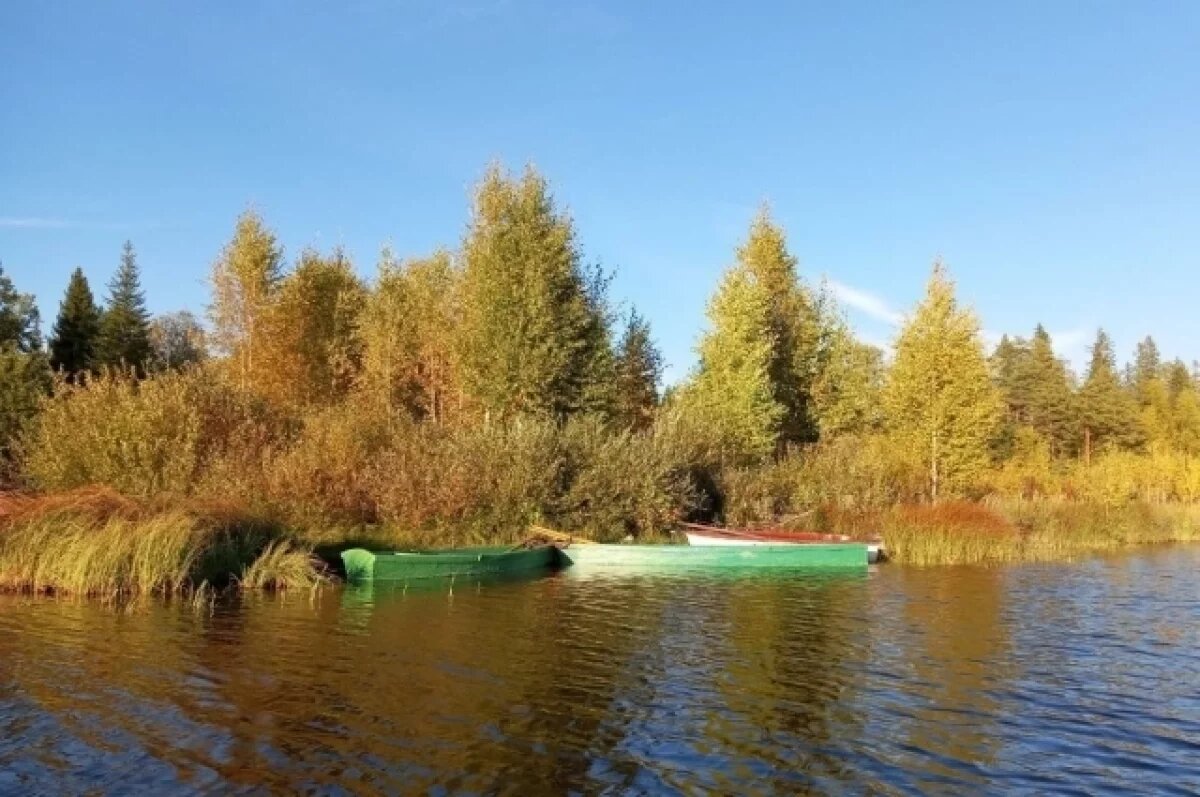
top-left (2, 549), bottom-right (1199, 794)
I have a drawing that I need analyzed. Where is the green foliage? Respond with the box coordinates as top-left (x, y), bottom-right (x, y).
top-left (991, 325), bottom-right (1076, 458)
top-left (554, 416), bottom-right (694, 540)
top-left (0, 267), bottom-right (50, 473)
top-left (96, 241), bottom-right (152, 373)
top-left (1078, 329), bottom-right (1144, 456)
top-left (677, 262), bottom-right (783, 465)
top-left (886, 261), bottom-right (1001, 500)
top-left (0, 262), bottom-right (43, 353)
top-left (613, 309), bottom-right (662, 430)
top-left (21, 368), bottom-right (278, 497)
top-left (458, 165), bottom-right (615, 419)
top-left (48, 268), bottom-right (101, 378)
top-left (811, 323), bottom-right (885, 437)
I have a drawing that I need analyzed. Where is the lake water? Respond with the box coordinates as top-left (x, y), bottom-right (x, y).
top-left (2, 547), bottom-right (1199, 795)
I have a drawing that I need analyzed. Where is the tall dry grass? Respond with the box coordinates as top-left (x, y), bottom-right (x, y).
top-left (0, 488), bottom-right (325, 596)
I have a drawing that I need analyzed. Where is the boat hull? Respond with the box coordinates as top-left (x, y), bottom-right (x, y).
top-left (559, 543), bottom-right (868, 570)
top-left (684, 532), bottom-right (883, 563)
top-left (341, 546), bottom-right (559, 582)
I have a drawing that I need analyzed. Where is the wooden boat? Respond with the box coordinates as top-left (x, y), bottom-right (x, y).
top-left (558, 542), bottom-right (868, 570)
top-left (681, 523), bottom-right (885, 563)
top-left (340, 545), bottom-right (559, 582)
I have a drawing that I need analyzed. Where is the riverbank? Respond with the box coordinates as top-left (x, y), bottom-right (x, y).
top-left (0, 489), bottom-right (327, 597)
top-left (5, 488), bottom-right (1200, 594)
top-left (870, 500), bottom-right (1200, 565)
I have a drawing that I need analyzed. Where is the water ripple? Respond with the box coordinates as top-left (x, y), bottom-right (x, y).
top-left (1, 547), bottom-right (1199, 794)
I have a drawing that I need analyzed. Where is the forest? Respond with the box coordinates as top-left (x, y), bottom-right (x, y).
top-left (2, 164), bottom-right (1199, 588)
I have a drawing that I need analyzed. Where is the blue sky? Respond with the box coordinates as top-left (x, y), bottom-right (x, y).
top-left (3, 1), bottom-right (1198, 382)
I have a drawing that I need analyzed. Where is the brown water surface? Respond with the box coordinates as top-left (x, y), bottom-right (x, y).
top-left (2, 547), bottom-right (1198, 795)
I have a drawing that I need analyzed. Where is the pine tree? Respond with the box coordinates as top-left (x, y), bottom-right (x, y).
top-left (735, 208), bottom-right (823, 443)
top-left (458, 165), bottom-right (615, 420)
top-left (48, 268), bottom-right (101, 378)
top-left (96, 240), bottom-right (152, 374)
top-left (614, 309), bottom-right (663, 431)
top-left (208, 210), bottom-right (285, 392)
top-left (679, 263), bottom-right (783, 464)
top-left (885, 261), bottom-right (1001, 500)
top-left (1078, 329), bottom-right (1144, 460)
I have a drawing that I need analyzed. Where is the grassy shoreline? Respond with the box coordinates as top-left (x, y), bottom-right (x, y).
top-left (4, 489), bottom-right (1199, 596)
top-left (0, 489), bottom-right (328, 597)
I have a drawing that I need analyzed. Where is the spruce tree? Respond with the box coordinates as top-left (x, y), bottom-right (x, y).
top-left (614, 309), bottom-right (663, 431)
top-left (679, 263), bottom-right (783, 464)
top-left (458, 165), bottom-right (614, 420)
top-left (1078, 329), bottom-right (1143, 459)
top-left (96, 240), bottom-right (152, 374)
top-left (1024, 325), bottom-right (1076, 457)
top-left (885, 261), bottom-right (1000, 500)
top-left (208, 210), bottom-right (285, 391)
top-left (1130, 335), bottom-right (1162, 405)
top-left (48, 268), bottom-right (101, 378)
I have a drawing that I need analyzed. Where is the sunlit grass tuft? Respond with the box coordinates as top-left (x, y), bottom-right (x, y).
top-left (0, 488), bottom-right (327, 596)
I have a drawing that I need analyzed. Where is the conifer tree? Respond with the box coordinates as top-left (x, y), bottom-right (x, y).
top-left (1078, 329), bottom-right (1144, 460)
top-left (96, 240), bottom-right (152, 374)
top-left (208, 210), bottom-right (285, 392)
top-left (679, 264), bottom-right (783, 464)
top-left (735, 208), bottom-right (822, 443)
top-left (885, 261), bottom-right (1000, 500)
top-left (48, 268), bottom-right (101, 378)
top-left (458, 165), bottom-right (614, 419)
top-left (810, 321), bottom-right (885, 436)
top-left (1130, 335), bottom-right (1163, 405)
top-left (1024, 326), bottom-right (1076, 457)
top-left (613, 309), bottom-right (663, 431)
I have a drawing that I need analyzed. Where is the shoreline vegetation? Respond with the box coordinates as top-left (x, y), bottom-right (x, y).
top-left (4, 164), bottom-right (1200, 592)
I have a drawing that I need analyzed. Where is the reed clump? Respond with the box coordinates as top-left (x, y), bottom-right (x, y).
top-left (871, 500), bottom-right (1200, 566)
top-left (0, 487), bottom-right (325, 596)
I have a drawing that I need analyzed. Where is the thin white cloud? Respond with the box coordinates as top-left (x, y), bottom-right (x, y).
top-left (0, 217), bottom-right (70, 229)
top-left (828, 279), bottom-right (904, 325)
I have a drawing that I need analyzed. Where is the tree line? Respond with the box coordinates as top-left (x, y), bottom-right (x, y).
top-left (2, 163), bottom-right (1198, 503)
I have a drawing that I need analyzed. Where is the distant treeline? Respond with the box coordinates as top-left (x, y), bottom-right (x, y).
top-left (3, 164), bottom-right (1200, 541)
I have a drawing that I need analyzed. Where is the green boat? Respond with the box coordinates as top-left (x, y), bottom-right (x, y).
top-left (340, 546), bottom-right (559, 582)
top-left (557, 542), bottom-right (867, 570)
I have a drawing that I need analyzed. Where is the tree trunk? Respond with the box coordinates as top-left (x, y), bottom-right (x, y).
top-left (930, 428), bottom-right (940, 503)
